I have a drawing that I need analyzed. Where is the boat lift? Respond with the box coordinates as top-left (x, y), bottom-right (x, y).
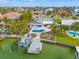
top-left (18, 33), bottom-right (42, 54)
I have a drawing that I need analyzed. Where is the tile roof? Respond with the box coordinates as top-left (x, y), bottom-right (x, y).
top-left (2, 11), bottom-right (21, 19)
top-left (0, 13), bottom-right (3, 19)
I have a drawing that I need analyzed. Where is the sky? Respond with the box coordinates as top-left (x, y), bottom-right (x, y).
top-left (0, 0), bottom-right (79, 7)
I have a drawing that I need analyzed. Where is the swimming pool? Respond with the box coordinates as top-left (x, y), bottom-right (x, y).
top-left (32, 29), bottom-right (45, 33)
top-left (67, 31), bottom-right (79, 37)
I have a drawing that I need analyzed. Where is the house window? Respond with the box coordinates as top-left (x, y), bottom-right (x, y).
top-left (31, 25), bottom-right (34, 26)
top-left (44, 24), bottom-right (48, 27)
top-left (0, 20), bottom-right (2, 22)
top-left (37, 25), bottom-right (41, 27)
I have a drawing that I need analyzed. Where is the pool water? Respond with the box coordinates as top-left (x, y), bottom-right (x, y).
top-left (32, 29), bottom-right (45, 33)
top-left (67, 31), bottom-right (79, 37)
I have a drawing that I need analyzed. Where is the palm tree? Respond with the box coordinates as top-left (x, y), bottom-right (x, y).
top-left (71, 22), bottom-right (79, 37)
top-left (52, 23), bottom-right (62, 36)
top-left (71, 16), bottom-right (78, 20)
top-left (62, 25), bottom-right (69, 35)
top-left (18, 11), bottom-right (32, 35)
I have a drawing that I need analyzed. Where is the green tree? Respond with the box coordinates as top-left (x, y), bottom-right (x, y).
top-left (53, 18), bottom-right (61, 24)
top-left (62, 25), bottom-right (69, 35)
top-left (71, 16), bottom-right (77, 20)
top-left (18, 11), bottom-right (32, 35)
top-left (71, 22), bottom-right (79, 37)
top-left (2, 10), bottom-right (32, 35)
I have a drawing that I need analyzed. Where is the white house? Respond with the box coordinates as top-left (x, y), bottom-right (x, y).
top-left (37, 18), bottom-right (53, 25)
top-left (29, 18), bottom-right (54, 28)
top-left (73, 8), bottom-right (79, 16)
top-left (44, 8), bottom-right (53, 15)
top-left (61, 19), bottom-right (79, 25)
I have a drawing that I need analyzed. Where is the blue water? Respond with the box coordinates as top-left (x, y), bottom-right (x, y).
top-left (68, 31), bottom-right (79, 37)
top-left (32, 29), bottom-right (45, 33)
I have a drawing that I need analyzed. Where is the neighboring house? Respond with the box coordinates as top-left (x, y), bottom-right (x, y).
top-left (45, 8), bottom-right (53, 12)
top-left (61, 19), bottom-right (79, 25)
top-left (29, 18), bottom-right (53, 28)
top-left (44, 8), bottom-right (53, 15)
top-left (0, 12), bottom-right (21, 39)
top-left (0, 13), bottom-right (3, 19)
top-left (57, 8), bottom-right (70, 16)
top-left (58, 8), bottom-right (66, 14)
top-left (32, 10), bottom-right (43, 18)
top-left (73, 9), bottom-right (79, 16)
top-left (2, 11), bottom-right (21, 20)
top-left (0, 20), bottom-right (5, 40)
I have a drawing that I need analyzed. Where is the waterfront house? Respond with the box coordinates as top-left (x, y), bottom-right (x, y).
top-left (2, 11), bottom-right (21, 20)
top-left (73, 8), bottom-right (79, 16)
top-left (29, 18), bottom-right (53, 28)
top-left (0, 20), bottom-right (5, 40)
top-left (32, 10), bottom-right (43, 18)
top-left (62, 19), bottom-right (79, 25)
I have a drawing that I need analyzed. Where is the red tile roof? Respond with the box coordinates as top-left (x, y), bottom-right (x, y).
top-left (58, 8), bottom-right (66, 14)
top-left (2, 12), bottom-right (21, 19)
top-left (0, 13), bottom-right (3, 19)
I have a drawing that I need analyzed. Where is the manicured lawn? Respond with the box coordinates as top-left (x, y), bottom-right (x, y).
top-left (0, 38), bottom-right (74, 59)
top-left (56, 35), bottom-right (79, 46)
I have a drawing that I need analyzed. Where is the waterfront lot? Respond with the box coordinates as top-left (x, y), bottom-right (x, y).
top-left (0, 38), bottom-right (74, 59)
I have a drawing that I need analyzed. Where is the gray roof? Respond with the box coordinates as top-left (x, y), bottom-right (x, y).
top-left (37, 17), bottom-right (53, 23)
top-left (62, 19), bottom-right (79, 25)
